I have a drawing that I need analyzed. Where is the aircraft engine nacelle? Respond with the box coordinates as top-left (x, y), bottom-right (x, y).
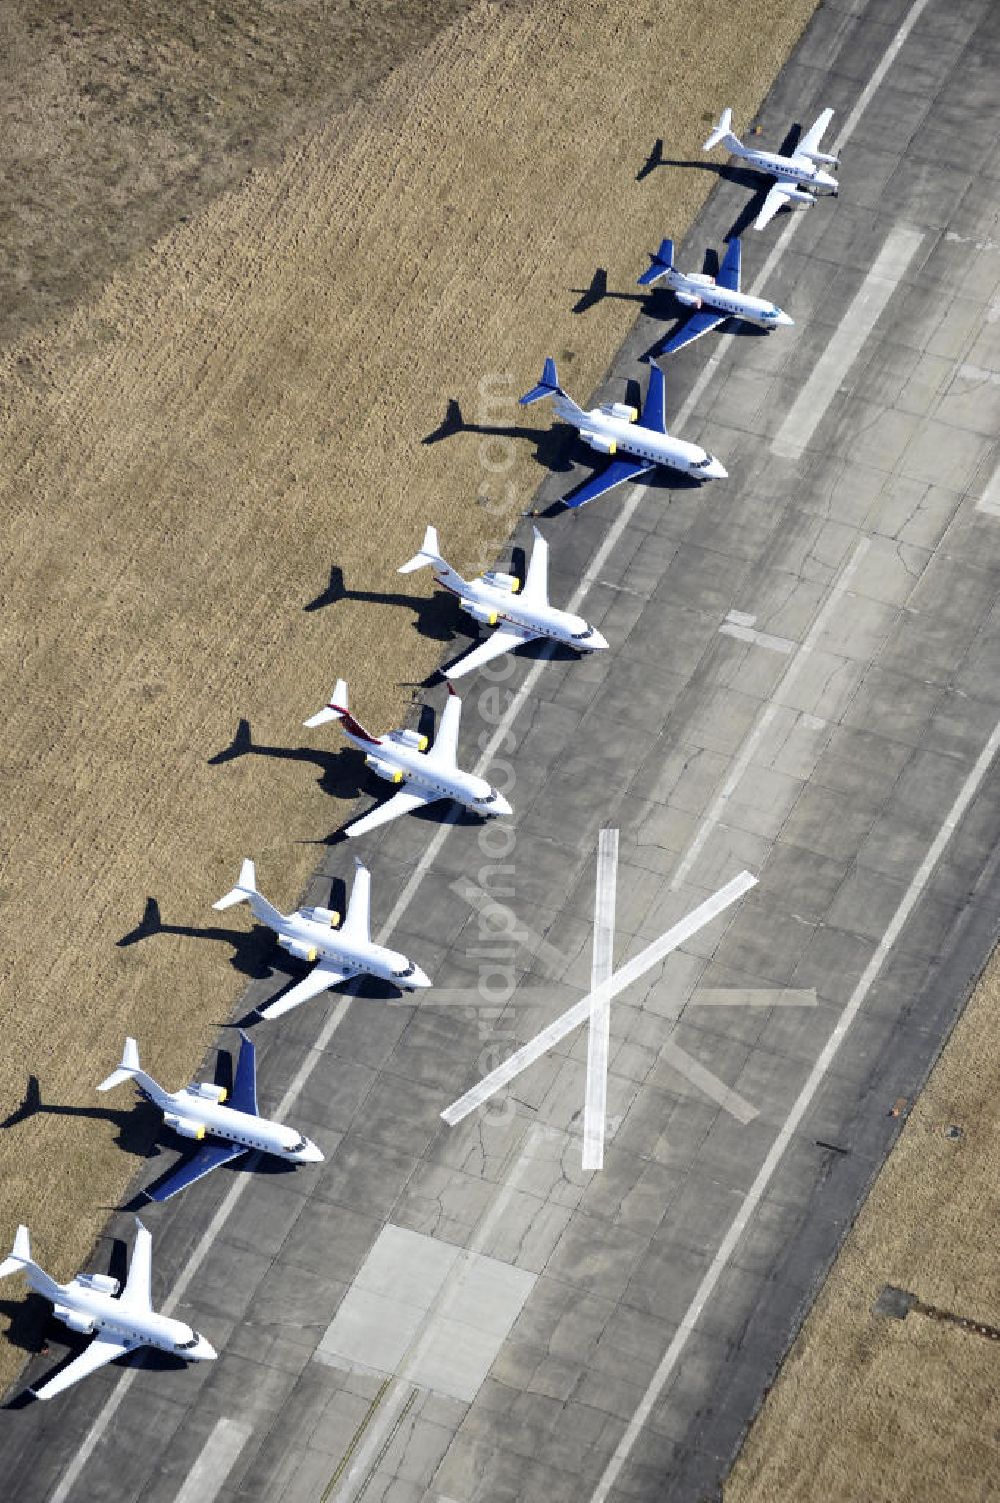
top-left (585, 433), bottom-right (617, 456)
top-left (600, 402), bottom-right (639, 422)
top-left (365, 754), bottom-right (404, 783)
top-left (786, 186), bottom-right (816, 204)
top-left (388, 728), bottom-right (429, 751)
top-left (302, 904), bottom-right (341, 928)
top-left (278, 936), bottom-right (320, 963)
top-left (163, 1111), bottom-right (207, 1140)
top-left (188, 1081), bottom-right (228, 1104)
top-left (75, 1272), bottom-right (120, 1297)
top-left (54, 1305), bottom-right (96, 1335)
top-left (481, 570), bottom-right (520, 594)
top-left (460, 599), bottom-right (499, 626)
top-left (803, 149), bottom-right (838, 166)
top-left (676, 290), bottom-right (702, 308)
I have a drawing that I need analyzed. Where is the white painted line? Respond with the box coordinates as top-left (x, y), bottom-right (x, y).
top-left (975, 460), bottom-right (1000, 517)
top-left (582, 828), bottom-right (619, 1171)
top-left (172, 1417), bottom-right (252, 1503)
top-left (441, 871), bottom-right (757, 1125)
top-left (692, 987), bottom-right (817, 1008)
top-left (660, 1040), bottom-right (757, 1123)
top-left (956, 362), bottom-right (1000, 387)
top-left (771, 224), bottom-right (925, 459)
top-left (590, 707), bottom-right (1000, 1501)
top-left (719, 617), bottom-right (796, 655)
top-left (670, 536), bottom-right (870, 893)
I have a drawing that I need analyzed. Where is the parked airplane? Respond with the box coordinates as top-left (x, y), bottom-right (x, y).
top-left (398, 524), bottom-right (608, 678)
top-left (518, 357), bottom-right (726, 508)
top-left (703, 106), bottom-right (839, 230)
top-left (214, 856), bottom-right (430, 1016)
top-left (97, 1032), bottom-right (323, 1197)
top-left (0, 1219), bottom-right (215, 1400)
top-left (639, 237), bottom-right (793, 354)
top-left (304, 681), bottom-right (513, 832)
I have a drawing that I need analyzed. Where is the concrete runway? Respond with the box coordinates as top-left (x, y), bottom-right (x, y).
top-left (4, 0), bottom-right (1000, 1498)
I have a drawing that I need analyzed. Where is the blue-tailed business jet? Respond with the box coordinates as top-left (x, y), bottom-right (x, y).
top-left (639, 237), bottom-right (793, 354)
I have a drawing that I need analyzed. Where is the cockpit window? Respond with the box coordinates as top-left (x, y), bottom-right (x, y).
top-left (394, 962), bottom-right (416, 978)
top-left (175, 1333), bottom-right (201, 1351)
top-left (474, 791), bottom-right (498, 805)
top-left (692, 455), bottom-right (714, 470)
top-left (285, 1137), bottom-right (309, 1153)
top-left (572, 626), bottom-right (594, 640)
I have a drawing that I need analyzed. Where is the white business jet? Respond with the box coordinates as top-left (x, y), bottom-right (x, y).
top-left (304, 681), bottom-right (512, 833)
top-left (0, 1219), bottom-right (215, 1399)
top-left (214, 856), bottom-right (430, 1016)
top-left (519, 357), bottom-right (726, 508)
top-left (97, 1032), bottom-right (323, 1197)
top-left (703, 106), bottom-right (839, 230)
top-left (639, 236), bottom-right (793, 354)
top-left (398, 524), bottom-right (608, 678)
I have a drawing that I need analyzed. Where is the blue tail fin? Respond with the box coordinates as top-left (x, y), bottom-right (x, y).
top-left (519, 357), bottom-right (562, 406)
top-left (638, 238), bottom-right (674, 286)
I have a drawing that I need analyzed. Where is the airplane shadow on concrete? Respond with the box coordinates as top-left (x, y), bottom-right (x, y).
top-left (636, 123), bottom-right (806, 241)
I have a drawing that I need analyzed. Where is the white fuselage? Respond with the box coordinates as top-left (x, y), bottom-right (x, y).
top-left (137, 1074), bottom-right (322, 1162)
top-left (738, 145), bottom-right (837, 194)
top-left (273, 904), bottom-right (428, 989)
top-left (553, 394), bottom-right (726, 480)
top-left (436, 571), bottom-right (607, 651)
top-left (661, 268), bottom-right (793, 329)
top-left (342, 724), bottom-right (511, 820)
top-left (33, 1272), bottom-right (214, 1361)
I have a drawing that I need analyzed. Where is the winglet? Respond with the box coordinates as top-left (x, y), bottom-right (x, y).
top-left (638, 237), bottom-right (674, 286)
top-left (703, 106), bottom-right (739, 153)
top-left (214, 858), bottom-right (257, 911)
top-left (97, 1037), bottom-right (141, 1093)
top-left (398, 525), bottom-right (442, 574)
top-left (519, 357), bottom-right (562, 406)
top-left (304, 677), bottom-right (349, 729)
top-left (0, 1225), bottom-right (32, 1280)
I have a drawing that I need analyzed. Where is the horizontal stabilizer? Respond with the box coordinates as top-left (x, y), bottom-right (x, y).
top-left (97, 1037), bottom-right (141, 1092)
top-left (0, 1225), bottom-right (31, 1280)
top-left (638, 237), bottom-right (674, 286)
top-left (304, 677), bottom-right (348, 729)
top-left (703, 106), bottom-right (740, 153)
top-left (398, 525), bottom-right (441, 574)
top-left (519, 356), bottom-right (561, 406)
top-left (213, 857), bottom-right (257, 911)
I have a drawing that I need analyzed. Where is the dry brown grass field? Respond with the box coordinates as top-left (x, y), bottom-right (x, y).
top-left (726, 954), bottom-right (1000, 1503)
top-left (0, 0), bottom-right (819, 1395)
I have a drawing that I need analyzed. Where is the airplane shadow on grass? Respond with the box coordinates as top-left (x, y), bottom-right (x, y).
top-left (209, 718), bottom-right (365, 803)
top-left (117, 891), bottom-right (275, 984)
top-left (422, 399), bottom-right (578, 475)
top-left (1, 1075), bottom-right (160, 1161)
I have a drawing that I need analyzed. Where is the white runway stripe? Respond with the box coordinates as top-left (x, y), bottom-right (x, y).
top-left (771, 223), bottom-right (925, 458)
top-left (582, 828), bottom-right (619, 1171)
top-left (172, 1418), bottom-right (252, 1503)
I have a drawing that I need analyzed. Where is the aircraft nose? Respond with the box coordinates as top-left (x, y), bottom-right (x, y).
top-left (301, 1139), bottom-right (325, 1163)
top-left (776, 310), bottom-right (795, 327)
top-left (590, 628), bottom-right (610, 651)
top-left (195, 1335), bottom-right (217, 1362)
top-left (408, 965), bottom-right (433, 989)
top-left (705, 457), bottom-right (728, 480)
top-left (491, 793), bottom-right (513, 818)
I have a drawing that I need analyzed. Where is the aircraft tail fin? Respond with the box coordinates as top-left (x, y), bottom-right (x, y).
top-left (304, 677), bottom-right (349, 730)
top-left (398, 525), bottom-right (443, 575)
top-left (0, 1225), bottom-right (32, 1280)
top-left (519, 357), bottom-right (564, 406)
top-left (638, 237), bottom-right (675, 286)
top-left (703, 107), bottom-right (741, 153)
top-left (97, 1037), bottom-right (141, 1092)
top-left (213, 858), bottom-right (258, 911)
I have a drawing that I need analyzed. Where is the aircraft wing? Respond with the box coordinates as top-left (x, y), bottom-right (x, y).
top-left (795, 106), bottom-right (834, 160)
top-left (425, 692), bottom-right (462, 770)
top-left (717, 237), bottom-right (742, 292)
top-left (564, 457), bottom-right (656, 510)
top-left (258, 959), bottom-right (350, 1020)
top-left (640, 362), bottom-right (668, 434)
top-left (340, 860), bottom-right (371, 944)
top-left (229, 1032), bottom-right (258, 1116)
top-left (659, 308), bottom-right (727, 356)
top-left (119, 1221), bottom-right (153, 1312)
top-left (521, 527), bottom-right (549, 606)
top-left (344, 787), bottom-right (436, 838)
top-left (446, 625), bottom-right (535, 680)
top-left (754, 180), bottom-right (798, 231)
top-left (32, 1331), bottom-right (133, 1401)
top-left (146, 1139), bottom-right (246, 1202)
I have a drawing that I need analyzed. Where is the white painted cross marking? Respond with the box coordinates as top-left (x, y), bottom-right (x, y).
top-left (719, 610), bottom-right (797, 655)
top-left (441, 870), bottom-right (757, 1138)
top-left (582, 828), bottom-right (619, 1171)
